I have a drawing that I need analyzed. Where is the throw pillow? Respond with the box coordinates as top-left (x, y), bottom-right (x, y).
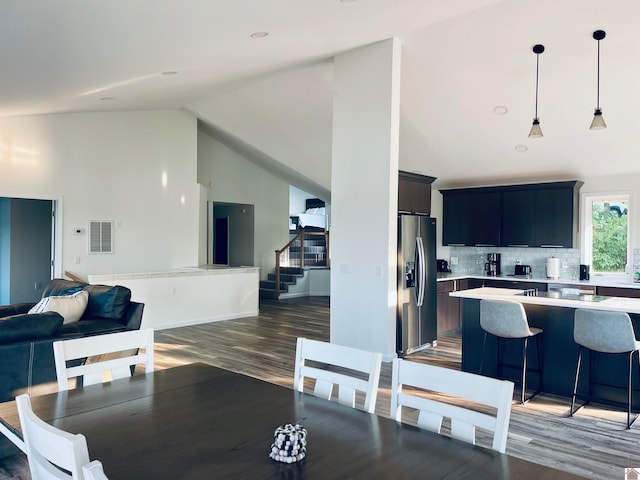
top-left (28, 290), bottom-right (89, 324)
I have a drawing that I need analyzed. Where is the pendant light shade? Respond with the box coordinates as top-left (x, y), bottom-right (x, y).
top-left (528, 44), bottom-right (545, 138)
top-left (590, 30), bottom-right (607, 130)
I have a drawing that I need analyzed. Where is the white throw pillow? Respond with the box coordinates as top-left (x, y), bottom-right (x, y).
top-left (29, 290), bottom-right (89, 324)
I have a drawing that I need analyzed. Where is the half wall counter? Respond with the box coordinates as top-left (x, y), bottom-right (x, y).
top-left (450, 287), bottom-right (640, 409)
top-left (89, 266), bottom-right (259, 330)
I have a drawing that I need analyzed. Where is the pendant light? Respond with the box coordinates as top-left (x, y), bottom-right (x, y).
top-left (528, 44), bottom-right (545, 138)
top-left (590, 30), bottom-right (607, 130)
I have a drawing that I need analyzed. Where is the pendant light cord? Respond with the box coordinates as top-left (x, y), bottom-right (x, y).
top-left (534, 53), bottom-right (540, 118)
top-left (596, 39), bottom-right (601, 109)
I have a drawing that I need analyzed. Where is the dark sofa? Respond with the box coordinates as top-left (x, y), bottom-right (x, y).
top-left (0, 278), bottom-right (144, 404)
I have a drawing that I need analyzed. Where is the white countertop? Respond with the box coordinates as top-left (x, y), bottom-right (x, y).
top-left (437, 273), bottom-right (640, 290)
top-left (450, 287), bottom-right (640, 314)
top-left (89, 265), bottom-right (260, 282)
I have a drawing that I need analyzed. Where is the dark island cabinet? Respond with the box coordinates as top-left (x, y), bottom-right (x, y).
top-left (441, 181), bottom-right (582, 248)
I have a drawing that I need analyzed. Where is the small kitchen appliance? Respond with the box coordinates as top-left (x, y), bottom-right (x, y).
top-left (436, 259), bottom-right (451, 273)
top-left (546, 257), bottom-right (561, 280)
top-left (579, 264), bottom-right (590, 281)
top-left (514, 264), bottom-right (532, 276)
top-left (485, 253), bottom-right (501, 276)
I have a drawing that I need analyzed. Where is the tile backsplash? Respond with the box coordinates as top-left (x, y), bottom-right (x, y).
top-left (447, 246), bottom-right (581, 280)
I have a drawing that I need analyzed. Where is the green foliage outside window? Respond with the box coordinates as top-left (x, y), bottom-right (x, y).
top-left (592, 203), bottom-right (627, 272)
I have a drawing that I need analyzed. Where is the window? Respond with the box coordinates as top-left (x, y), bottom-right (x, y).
top-left (582, 193), bottom-right (630, 276)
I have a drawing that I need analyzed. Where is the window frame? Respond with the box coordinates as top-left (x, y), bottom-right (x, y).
top-left (581, 191), bottom-right (631, 278)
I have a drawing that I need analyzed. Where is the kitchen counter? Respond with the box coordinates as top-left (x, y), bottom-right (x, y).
top-left (450, 286), bottom-right (640, 314)
top-left (455, 286), bottom-right (640, 408)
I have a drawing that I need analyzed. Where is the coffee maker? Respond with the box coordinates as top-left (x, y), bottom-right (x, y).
top-left (485, 253), bottom-right (501, 276)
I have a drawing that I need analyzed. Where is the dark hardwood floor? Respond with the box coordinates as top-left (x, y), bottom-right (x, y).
top-left (2, 296), bottom-right (640, 479)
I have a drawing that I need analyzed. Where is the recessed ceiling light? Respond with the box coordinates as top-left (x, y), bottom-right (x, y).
top-left (250, 32), bottom-right (269, 39)
top-left (493, 106), bottom-right (508, 115)
top-left (100, 97), bottom-right (114, 101)
top-left (515, 144), bottom-right (528, 153)
top-left (161, 71), bottom-right (178, 76)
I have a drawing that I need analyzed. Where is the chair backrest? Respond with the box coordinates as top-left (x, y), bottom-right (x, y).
top-left (54, 328), bottom-right (154, 391)
top-left (574, 308), bottom-right (637, 353)
top-left (480, 299), bottom-right (532, 338)
top-left (82, 460), bottom-right (109, 480)
top-left (390, 359), bottom-right (514, 453)
top-left (16, 393), bottom-right (90, 480)
top-left (293, 337), bottom-right (382, 413)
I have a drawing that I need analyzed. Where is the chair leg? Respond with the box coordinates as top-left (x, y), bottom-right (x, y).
top-left (570, 346), bottom-right (584, 417)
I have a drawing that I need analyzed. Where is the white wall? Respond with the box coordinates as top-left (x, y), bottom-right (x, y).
top-left (197, 129), bottom-right (290, 280)
top-left (0, 110), bottom-right (201, 277)
top-left (330, 39), bottom-right (401, 358)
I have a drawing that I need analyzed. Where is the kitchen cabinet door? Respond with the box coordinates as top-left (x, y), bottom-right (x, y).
top-left (436, 280), bottom-right (460, 335)
top-left (398, 173), bottom-right (434, 215)
top-left (442, 191), bottom-right (500, 246)
top-left (535, 187), bottom-right (575, 247)
top-left (442, 193), bottom-right (471, 245)
top-left (468, 191), bottom-right (500, 246)
top-left (502, 190), bottom-right (536, 247)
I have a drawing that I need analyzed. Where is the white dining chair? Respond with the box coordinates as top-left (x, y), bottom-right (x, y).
top-left (390, 358), bottom-right (514, 453)
top-left (82, 460), bottom-right (109, 480)
top-left (293, 337), bottom-right (383, 413)
top-left (53, 328), bottom-right (155, 391)
top-left (16, 393), bottom-right (90, 480)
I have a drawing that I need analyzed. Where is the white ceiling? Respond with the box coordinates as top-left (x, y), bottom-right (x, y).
top-left (2, 0), bottom-right (639, 196)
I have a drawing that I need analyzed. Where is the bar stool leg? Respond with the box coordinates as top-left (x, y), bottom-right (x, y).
top-left (628, 351), bottom-right (633, 429)
top-left (536, 334), bottom-right (543, 394)
top-left (571, 346), bottom-right (584, 417)
top-left (521, 337), bottom-right (528, 404)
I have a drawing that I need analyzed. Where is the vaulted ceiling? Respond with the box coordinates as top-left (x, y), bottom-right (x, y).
top-left (2, 0), bottom-right (639, 197)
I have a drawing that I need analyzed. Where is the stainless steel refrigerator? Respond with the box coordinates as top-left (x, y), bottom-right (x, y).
top-left (396, 215), bottom-right (437, 356)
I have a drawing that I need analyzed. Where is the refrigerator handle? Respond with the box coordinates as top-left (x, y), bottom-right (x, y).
top-left (415, 236), bottom-right (426, 306)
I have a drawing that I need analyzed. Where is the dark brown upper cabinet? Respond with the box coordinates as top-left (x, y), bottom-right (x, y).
top-left (398, 171), bottom-right (436, 215)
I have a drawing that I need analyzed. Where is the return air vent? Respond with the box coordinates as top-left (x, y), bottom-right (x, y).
top-left (88, 220), bottom-right (113, 254)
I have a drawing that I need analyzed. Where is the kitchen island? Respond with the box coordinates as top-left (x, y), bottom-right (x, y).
top-left (450, 287), bottom-right (640, 409)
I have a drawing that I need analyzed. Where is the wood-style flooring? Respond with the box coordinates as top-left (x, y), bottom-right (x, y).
top-left (2, 296), bottom-right (640, 479)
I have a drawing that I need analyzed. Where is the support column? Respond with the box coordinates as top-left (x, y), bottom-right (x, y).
top-left (330, 38), bottom-right (400, 359)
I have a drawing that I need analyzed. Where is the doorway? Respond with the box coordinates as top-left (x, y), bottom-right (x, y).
top-left (0, 197), bottom-right (56, 304)
top-left (208, 202), bottom-right (254, 267)
top-left (214, 217), bottom-right (229, 264)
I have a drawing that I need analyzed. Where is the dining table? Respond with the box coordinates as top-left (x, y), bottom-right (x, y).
top-left (0, 362), bottom-right (584, 479)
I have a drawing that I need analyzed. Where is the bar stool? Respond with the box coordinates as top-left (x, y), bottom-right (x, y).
top-left (571, 308), bottom-right (640, 429)
top-left (479, 299), bottom-right (543, 404)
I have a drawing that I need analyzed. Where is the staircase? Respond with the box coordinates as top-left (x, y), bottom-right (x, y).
top-left (259, 267), bottom-right (304, 299)
top-left (259, 230), bottom-right (330, 300)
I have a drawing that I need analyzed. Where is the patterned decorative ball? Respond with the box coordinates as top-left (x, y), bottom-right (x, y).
top-left (269, 423), bottom-right (307, 463)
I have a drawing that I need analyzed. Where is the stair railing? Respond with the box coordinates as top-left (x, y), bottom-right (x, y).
top-left (274, 230), bottom-right (330, 295)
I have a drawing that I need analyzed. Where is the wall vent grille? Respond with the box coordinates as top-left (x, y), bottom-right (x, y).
top-left (89, 220), bottom-right (113, 254)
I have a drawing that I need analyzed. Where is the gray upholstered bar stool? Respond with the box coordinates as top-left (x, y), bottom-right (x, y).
top-left (571, 308), bottom-right (640, 429)
top-left (479, 299), bottom-right (543, 404)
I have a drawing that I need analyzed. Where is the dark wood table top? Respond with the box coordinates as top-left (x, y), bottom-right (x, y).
top-left (0, 363), bottom-right (584, 479)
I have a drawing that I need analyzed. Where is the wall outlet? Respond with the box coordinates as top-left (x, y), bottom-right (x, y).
top-left (450, 256), bottom-right (458, 265)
